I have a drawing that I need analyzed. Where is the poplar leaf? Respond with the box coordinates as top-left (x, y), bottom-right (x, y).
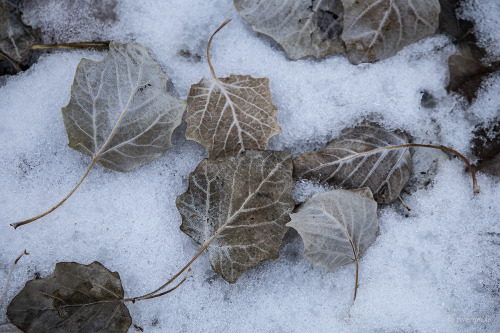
top-left (293, 122), bottom-right (412, 204)
top-left (0, 0), bottom-right (35, 62)
top-left (341, 0), bottom-right (440, 64)
top-left (176, 150), bottom-right (295, 283)
top-left (234, 0), bottom-right (345, 60)
top-left (62, 41), bottom-right (186, 172)
top-left (7, 262), bottom-right (131, 333)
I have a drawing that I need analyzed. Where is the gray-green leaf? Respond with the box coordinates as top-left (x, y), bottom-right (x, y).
top-left (293, 122), bottom-right (412, 204)
top-left (7, 261), bottom-right (131, 333)
top-left (0, 0), bottom-right (35, 62)
top-left (62, 41), bottom-right (186, 172)
top-left (287, 188), bottom-right (378, 273)
top-left (341, 0), bottom-right (440, 64)
top-left (176, 150), bottom-right (295, 283)
top-left (234, 0), bottom-right (345, 60)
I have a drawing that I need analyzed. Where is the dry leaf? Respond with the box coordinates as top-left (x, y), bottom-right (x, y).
top-left (186, 75), bottom-right (281, 159)
top-left (287, 187), bottom-right (378, 300)
top-left (234, 0), bottom-right (345, 60)
top-left (293, 122), bottom-right (412, 204)
top-left (176, 150), bottom-right (295, 283)
top-left (0, 0), bottom-right (35, 62)
top-left (7, 262), bottom-right (131, 333)
top-left (341, 0), bottom-right (440, 64)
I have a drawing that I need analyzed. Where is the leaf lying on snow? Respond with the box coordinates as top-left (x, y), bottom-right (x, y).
top-left (287, 187), bottom-right (378, 301)
top-left (234, 0), bottom-right (345, 60)
top-left (12, 41), bottom-right (186, 228)
top-left (7, 262), bottom-right (131, 333)
top-left (341, 0), bottom-right (440, 64)
top-left (293, 122), bottom-right (412, 204)
top-left (446, 54), bottom-right (500, 103)
top-left (0, 0), bottom-right (35, 63)
top-left (176, 150), bottom-right (295, 283)
top-left (186, 19), bottom-right (281, 159)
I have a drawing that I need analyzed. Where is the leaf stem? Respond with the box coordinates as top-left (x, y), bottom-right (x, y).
top-left (11, 158), bottom-right (98, 229)
top-left (30, 42), bottom-right (110, 51)
top-left (0, 250), bottom-right (29, 309)
top-left (207, 18), bottom-right (231, 84)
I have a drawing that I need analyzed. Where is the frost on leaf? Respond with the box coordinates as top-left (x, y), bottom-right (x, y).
top-left (293, 122), bottom-right (412, 204)
top-left (7, 262), bottom-right (131, 333)
top-left (62, 41), bottom-right (186, 172)
top-left (186, 75), bottom-right (281, 159)
top-left (341, 0), bottom-right (440, 64)
top-left (234, 0), bottom-right (345, 60)
top-left (176, 150), bottom-right (295, 283)
top-left (0, 0), bottom-right (35, 62)
top-left (287, 188), bottom-right (378, 274)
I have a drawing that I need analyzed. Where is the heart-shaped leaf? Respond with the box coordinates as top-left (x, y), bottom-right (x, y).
top-left (287, 187), bottom-right (378, 300)
top-left (341, 0), bottom-right (440, 64)
top-left (234, 0), bottom-right (345, 60)
top-left (7, 261), bottom-right (131, 333)
top-left (176, 150), bottom-right (295, 283)
top-left (293, 122), bottom-right (412, 204)
top-left (186, 20), bottom-right (281, 159)
top-left (62, 41), bottom-right (186, 172)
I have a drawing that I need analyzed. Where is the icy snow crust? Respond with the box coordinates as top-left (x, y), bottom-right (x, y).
top-left (1, 0), bottom-right (499, 332)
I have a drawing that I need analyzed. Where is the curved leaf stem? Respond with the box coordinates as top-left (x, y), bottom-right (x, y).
top-left (0, 250), bottom-right (28, 308)
top-left (207, 18), bottom-right (231, 85)
top-left (11, 158), bottom-right (98, 229)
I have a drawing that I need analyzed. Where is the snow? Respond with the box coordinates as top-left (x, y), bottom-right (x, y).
top-left (1, 0), bottom-right (499, 332)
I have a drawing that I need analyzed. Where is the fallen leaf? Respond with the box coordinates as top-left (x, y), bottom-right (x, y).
top-left (234, 0), bottom-right (345, 60)
top-left (12, 41), bottom-right (186, 228)
top-left (7, 262), bottom-right (131, 333)
top-left (293, 122), bottom-right (412, 204)
top-left (186, 20), bottom-right (281, 159)
top-left (341, 0), bottom-right (440, 64)
top-left (287, 187), bottom-right (378, 300)
top-left (446, 54), bottom-right (499, 103)
top-left (0, 0), bottom-right (35, 62)
top-left (472, 120), bottom-right (500, 161)
top-left (176, 150), bottom-right (295, 283)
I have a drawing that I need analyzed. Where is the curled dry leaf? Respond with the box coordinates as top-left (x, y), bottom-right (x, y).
top-left (7, 261), bottom-right (131, 333)
top-left (62, 41), bottom-right (186, 172)
top-left (293, 122), bottom-right (412, 204)
top-left (0, 0), bottom-right (35, 62)
top-left (176, 150), bottom-right (295, 283)
top-left (287, 187), bottom-right (378, 300)
top-left (341, 0), bottom-right (440, 64)
top-left (186, 19), bottom-right (281, 159)
top-left (234, 0), bottom-right (345, 60)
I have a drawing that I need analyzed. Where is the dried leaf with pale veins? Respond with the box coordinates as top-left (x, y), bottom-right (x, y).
top-left (234, 0), bottom-right (345, 60)
top-left (287, 188), bottom-right (378, 300)
top-left (186, 75), bottom-right (281, 159)
top-left (62, 41), bottom-right (186, 172)
top-left (293, 122), bottom-right (412, 204)
top-left (341, 0), bottom-right (440, 64)
top-left (0, 0), bottom-right (35, 62)
top-left (176, 150), bottom-right (295, 283)
top-left (7, 262), bottom-right (131, 333)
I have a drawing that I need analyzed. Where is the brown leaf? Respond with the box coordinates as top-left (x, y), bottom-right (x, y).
top-left (293, 122), bottom-right (412, 204)
top-left (186, 74), bottom-right (281, 159)
top-left (341, 0), bottom-right (440, 64)
top-left (0, 0), bottom-right (35, 62)
top-left (7, 262), bottom-right (131, 333)
top-left (176, 150), bottom-right (295, 283)
top-left (234, 0), bottom-right (345, 60)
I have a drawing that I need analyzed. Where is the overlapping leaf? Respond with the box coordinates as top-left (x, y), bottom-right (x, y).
top-left (287, 188), bottom-right (378, 273)
top-left (341, 0), bottom-right (440, 64)
top-left (186, 74), bottom-right (281, 159)
top-left (62, 41), bottom-right (186, 172)
top-left (7, 262), bottom-right (131, 333)
top-left (234, 0), bottom-right (345, 60)
top-left (0, 0), bottom-right (35, 62)
top-left (176, 150), bottom-right (295, 283)
top-left (293, 122), bottom-right (412, 204)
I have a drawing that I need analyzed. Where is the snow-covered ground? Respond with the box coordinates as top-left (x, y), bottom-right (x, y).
top-left (1, 0), bottom-right (499, 332)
